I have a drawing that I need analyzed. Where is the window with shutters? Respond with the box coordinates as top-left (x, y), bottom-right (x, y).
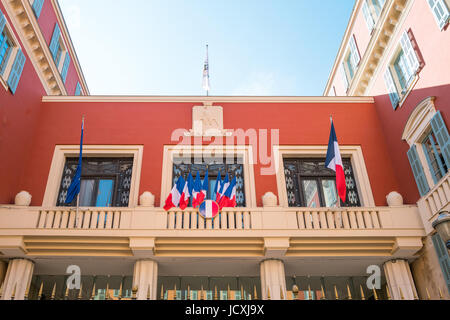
top-left (427, 0), bottom-right (450, 30)
top-left (340, 35), bottom-right (360, 91)
top-left (49, 23), bottom-right (70, 83)
top-left (384, 30), bottom-right (423, 109)
top-left (431, 233), bottom-right (450, 294)
top-left (29, 0), bottom-right (45, 19)
top-left (56, 157), bottom-right (134, 207)
top-left (0, 9), bottom-right (26, 94)
top-left (362, 0), bottom-right (386, 33)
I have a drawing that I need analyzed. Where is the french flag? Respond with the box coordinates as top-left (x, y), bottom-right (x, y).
top-left (216, 174), bottom-right (229, 202)
top-left (200, 169), bottom-right (209, 204)
top-left (213, 170), bottom-right (222, 201)
top-left (218, 176), bottom-right (237, 209)
top-left (179, 177), bottom-right (190, 210)
top-left (325, 118), bottom-right (347, 203)
top-left (164, 175), bottom-right (187, 211)
top-left (192, 171), bottom-right (202, 208)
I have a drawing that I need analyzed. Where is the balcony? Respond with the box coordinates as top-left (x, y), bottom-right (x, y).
top-left (0, 204), bottom-right (425, 259)
top-left (417, 172), bottom-right (450, 235)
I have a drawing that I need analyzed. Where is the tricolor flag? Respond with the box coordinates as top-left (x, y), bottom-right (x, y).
top-left (192, 171), bottom-right (202, 208)
top-left (213, 170), bottom-right (222, 201)
top-left (187, 172), bottom-right (194, 204)
top-left (217, 173), bottom-right (229, 202)
top-left (202, 45), bottom-right (210, 93)
top-left (218, 176), bottom-right (237, 209)
top-left (65, 117), bottom-right (84, 204)
top-left (199, 200), bottom-right (219, 219)
top-left (164, 176), bottom-right (188, 211)
top-left (200, 169), bottom-right (209, 204)
top-left (325, 118), bottom-right (347, 203)
top-left (179, 177), bottom-right (190, 210)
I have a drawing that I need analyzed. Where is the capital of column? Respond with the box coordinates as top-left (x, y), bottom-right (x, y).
top-left (133, 260), bottom-right (158, 300)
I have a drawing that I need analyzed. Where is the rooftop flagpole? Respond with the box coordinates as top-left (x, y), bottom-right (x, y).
top-left (202, 44), bottom-right (210, 96)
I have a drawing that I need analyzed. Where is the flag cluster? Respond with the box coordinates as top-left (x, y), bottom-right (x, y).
top-left (163, 170), bottom-right (237, 211)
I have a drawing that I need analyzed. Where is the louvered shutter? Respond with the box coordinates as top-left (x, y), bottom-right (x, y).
top-left (350, 35), bottom-right (360, 68)
top-left (32, 0), bottom-right (45, 19)
top-left (0, 9), bottom-right (6, 34)
top-left (407, 144), bottom-right (430, 196)
top-left (61, 53), bottom-right (70, 83)
top-left (75, 82), bottom-right (82, 96)
top-left (362, 1), bottom-right (375, 31)
top-left (400, 31), bottom-right (420, 77)
top-left (430, 111), bottom-right (450, 171)
top-left (383, 68), bottom-right (399, 109)
top-left (49, 23), bottom-right (61, 60)
top-left (431, 233), bottom-right (450, 293)
top-left (7, 49), bottom-right (26, 94)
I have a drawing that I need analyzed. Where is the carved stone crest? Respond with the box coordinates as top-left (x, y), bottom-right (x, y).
top-left (187, 105), bottom-right (231, 136)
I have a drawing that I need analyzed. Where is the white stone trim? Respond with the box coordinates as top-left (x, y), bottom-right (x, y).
top-left (160, 145), bottom-right (257, 208)
top-left (42, 145), bottom-right (143, 207)
top-left (275, 145), bottom-right (375, 208)
top-left (402, 97), bottom-right (437, 145)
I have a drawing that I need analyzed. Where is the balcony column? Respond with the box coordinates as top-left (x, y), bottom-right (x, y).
top-left (383, 259), bottom-right (418, 300)
top-left (260, 259), bottom-right (287, 300)
top-left (133, 260), bottom-right (158, 300)
top-left (1, 259), bottom-right (34, 300)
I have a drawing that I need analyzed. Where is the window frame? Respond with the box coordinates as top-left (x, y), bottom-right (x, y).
top-left (160, 145), bottom-right (257, 208)
top-left (275, 145), bottom-right (375, 208)
top-left (42, 145), bottom-right (143, 208)
top-left (427, 0), bottom-right (450, 30)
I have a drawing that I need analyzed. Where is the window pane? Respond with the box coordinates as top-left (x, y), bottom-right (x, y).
top-left (322, 179), bottom-right (338, 207)
top-left (96, 179), bottom-right (114, 207)
top-left (302, 180), bottom-right (320, 208)
top-left (79, 179), bottom-right (95, 206)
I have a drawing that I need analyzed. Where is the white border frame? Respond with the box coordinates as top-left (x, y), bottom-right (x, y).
top-left (42, 145), bottom-right (144, 208)
top-left (275, 145), bottom-right (375, 208)
top-left (160, 145), bottom-right (257, 208)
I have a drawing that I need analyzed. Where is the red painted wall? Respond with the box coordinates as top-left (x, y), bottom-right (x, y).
top-left (0, 2), bottom-right (47, 204)
top-left (20, 100), bottom-right (400, 207)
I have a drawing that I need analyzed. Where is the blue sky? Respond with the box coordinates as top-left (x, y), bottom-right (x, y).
top-left (59, 0), bottom-right (354, 96)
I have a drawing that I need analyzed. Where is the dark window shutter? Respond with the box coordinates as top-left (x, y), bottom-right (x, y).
top-left (7, 49), bottom-right (26, 94)
top-left (431, 233), bottom-right (450, 294)
top-left (49, 23), bottom-right (61, 60)
top-left (430, 111), bottom-right (450, 171)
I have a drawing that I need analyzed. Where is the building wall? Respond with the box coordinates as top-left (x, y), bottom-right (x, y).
top-left (0, 2), bottom-right (47, 205)
top-left (34, 0), bottom-right (83, 95)
top-left (16, 99), bottom-right (401, 207)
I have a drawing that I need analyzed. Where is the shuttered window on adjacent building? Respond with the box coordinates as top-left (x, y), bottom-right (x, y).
top-left (431, 233), bottom-right (450, 294)
top-left (428, 0), bottom-right (450, 30)
top-left (31, 0), bottom-right (45, 19)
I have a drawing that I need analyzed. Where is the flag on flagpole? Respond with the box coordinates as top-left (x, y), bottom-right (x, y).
top-left (200, 169), bottom-right (208, 204)
top-left (192, 171), bottom-right (202, 208)
top-left (179, 178), bottom-right (190, 210)
top-left (325, 118), bottom-right (347, 203)
top-left (164, 176), bottom-right (187, 211)
top-left (216, 173), bottom-right (229, 202)
top-left (218, 176), bottom-right (237, 209)
top-left (65, 117), bottom-right (84, 204)
top-left (187, 172), bottom-right (194, 205)
top-left (213, 170), bottom-right (222, 201)
top-left (202, 45), bottom-right (210, 94)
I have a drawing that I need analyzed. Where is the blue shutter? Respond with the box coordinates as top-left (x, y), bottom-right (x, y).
top-left (407, 145), bottom-right (430, 196)
top-left (49, 23), bottom-right (60, 60)
top-left (7, 49), bottom-right (26, 94)
top-left (32, 0), bottom-right (45, 19)
top-left (430, 111), bottom-right (450, 170)
top-left (383, 68), bottom-right (399, 109)
top-left (431, 234), bottom-right (450, 294)
top-left (0, 9), bottom-right (6, 34)
top-left (422, 143), bottom-right (439, 184)
top-left (61, 53), bottom-right (70, 83)
top-left (75, 82), bottom-right (82, 96)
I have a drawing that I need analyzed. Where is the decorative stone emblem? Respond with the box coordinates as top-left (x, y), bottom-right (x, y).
top-left (187, 105), bottom-right (231, 136)
top-left (15, 191), bottom-right (32, 206)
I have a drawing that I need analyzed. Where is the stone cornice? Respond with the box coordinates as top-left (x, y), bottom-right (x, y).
top-left (3, 0), bottom-right (66, 95)
top-left (41, 95), bottom-right (375, 104)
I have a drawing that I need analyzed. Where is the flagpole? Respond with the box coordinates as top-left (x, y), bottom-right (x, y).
top-left (75, 115), bottom-right (85, 228)
top-left (330, 115), bottom-right (341, 209)
top-left (206, 44), bottom-right (209, 97)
